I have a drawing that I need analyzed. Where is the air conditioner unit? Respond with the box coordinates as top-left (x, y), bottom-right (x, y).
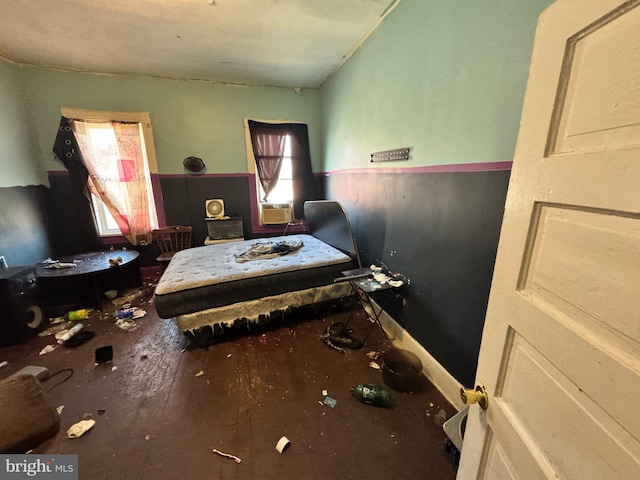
top-left (205, 199), bottom-right (225, 217)
top-left (261, 204), bottom-right (292, 225)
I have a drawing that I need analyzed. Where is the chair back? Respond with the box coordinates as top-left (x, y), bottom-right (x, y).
top-left (152, 226), bottom-right (193, 263)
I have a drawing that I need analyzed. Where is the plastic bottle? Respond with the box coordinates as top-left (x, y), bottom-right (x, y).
top-left (69, 309), bottom-right (93, 320)
top-left (351, 384), bottom-right (393, 407)
top-left (57, 323), bottom-right (84, 344)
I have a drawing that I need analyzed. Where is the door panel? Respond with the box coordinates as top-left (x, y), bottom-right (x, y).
top-left (549, 3), bottom-right (640, 155)
top-left (457, 1), bottom-right (640, 478)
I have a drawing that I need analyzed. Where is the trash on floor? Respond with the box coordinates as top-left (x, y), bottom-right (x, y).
top-left (111, 366), bottom-right (118, 372)
top-left (56, 323), bottom-right (84, 344)
top-left (117, 308), bottom-right (135, 319)
top-left (351, 383), bottom-right (394, 408)
top-left (323, 396), bottom-right (337, 408)
top-left (95, 346), bottom-right (113, 364)
top-left (66, 419), bottom-right (96, 439)
top-left (115, 319), bottom-right (139, 332)
top-left (195, 370), bottom-right (204, 377)
top-left (104, 289), bottom-right (117, 300)
top-left (69, 309), bottom-right (93, 321)
top-left (321, 322), bottom-right (362, 353)
top-left (212, 448), bottom-right (241, 463)
top-left (56, 405), bottom-right (64, 414)
top-left (140, 350), bottom-right (149, 359)
top-left (275, 436), bottom-right (290, 453)
top-left (38, 322), bottom-right (70, 337)
top-left (132, 308), bottom-right (146, 319)
top-left (39, 345), bottom-right (57, 356)
top-left (366, 350), bottom-right (381, 360)
top-left (0, 361), bottom-right (7, 369)
top-left (434, 408), bottom-right (447, 426)
top-left (369, 361), bottom-right (381, 370)
top-left (112, 289), bottom-right (144, 307)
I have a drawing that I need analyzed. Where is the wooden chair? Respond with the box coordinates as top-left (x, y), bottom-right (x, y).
top-left (152, 225), bottom-right (193, 271)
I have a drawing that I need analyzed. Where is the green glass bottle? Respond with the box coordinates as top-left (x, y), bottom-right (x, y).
top-left (351, 384), bottom-right (393, 407)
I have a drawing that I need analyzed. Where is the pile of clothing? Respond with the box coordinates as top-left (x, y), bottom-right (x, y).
top-left (234, 239), bottom-right (303, 263)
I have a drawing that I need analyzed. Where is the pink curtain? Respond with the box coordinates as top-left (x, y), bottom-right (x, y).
top-left (70, 120), bottom-right (153, 246)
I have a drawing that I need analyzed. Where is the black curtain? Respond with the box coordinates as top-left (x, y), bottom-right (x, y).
top-left (52, 116), bottom-right (100, 253)
top-left (247, 120), bottom-right (318, 219)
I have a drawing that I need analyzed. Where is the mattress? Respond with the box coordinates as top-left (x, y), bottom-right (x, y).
top-left (154, 233), bottom-right (355, 319)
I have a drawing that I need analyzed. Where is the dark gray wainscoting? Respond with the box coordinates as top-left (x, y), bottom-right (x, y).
top-left (326, 169), bottom-right (510, 386)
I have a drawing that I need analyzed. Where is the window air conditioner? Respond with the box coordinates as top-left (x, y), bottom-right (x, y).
top-left (261, 204), bottom-right (292, 225)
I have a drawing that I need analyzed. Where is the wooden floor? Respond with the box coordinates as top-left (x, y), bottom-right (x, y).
top-left (0, 284), bottom-right (458, 480)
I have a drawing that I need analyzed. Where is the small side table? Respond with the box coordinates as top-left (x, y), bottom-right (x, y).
top-left (341, 267), bottom-right (402, 346)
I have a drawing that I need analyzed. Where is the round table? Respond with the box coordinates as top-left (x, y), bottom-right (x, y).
top-left (36, 250), bottom-right (140, 311)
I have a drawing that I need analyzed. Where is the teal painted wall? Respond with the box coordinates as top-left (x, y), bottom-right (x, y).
top-left (320, 0), bottom-right (555, 385)
top-left (20, 68), bottom-right (322, 175)
top-left (321, 0), bottom-right (554, 171)
top-left (0, 59), bottom-right (47, 187)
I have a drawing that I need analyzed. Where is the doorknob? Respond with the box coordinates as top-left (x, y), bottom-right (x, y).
top-left (460, 385), bottom-right (489, 410)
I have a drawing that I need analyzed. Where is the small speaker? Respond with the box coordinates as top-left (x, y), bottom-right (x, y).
top-left (0, 267), bottom-right (47, 347)
top-left (205, 199), bottom-right (225, 217)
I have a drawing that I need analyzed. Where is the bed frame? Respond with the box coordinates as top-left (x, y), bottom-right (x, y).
top-left (153, 200), bottom-right (360, 333)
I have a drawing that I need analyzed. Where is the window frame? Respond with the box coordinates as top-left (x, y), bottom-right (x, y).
top-left (244, 118), bottom-right (307, 235)
top-left (61, 107), bottom-right (165, 242)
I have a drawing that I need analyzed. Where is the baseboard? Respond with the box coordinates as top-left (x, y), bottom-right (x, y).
top-left (370, 300), bottom-right (466, 411)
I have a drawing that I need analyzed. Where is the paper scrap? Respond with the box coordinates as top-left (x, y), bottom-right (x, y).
top-left (66, 419), bottom-right (96, 438)
top-left (39, 345), bottom-right (57, 356)
top-left (212, 448), bottom-right (241, 464)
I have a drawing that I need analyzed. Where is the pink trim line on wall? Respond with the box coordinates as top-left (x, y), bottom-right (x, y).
top-left (320, 161), bottom-right (513, 175)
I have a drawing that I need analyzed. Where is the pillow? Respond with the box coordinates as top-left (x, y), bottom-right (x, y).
top-left (0, 374), bottom-right (60, 453)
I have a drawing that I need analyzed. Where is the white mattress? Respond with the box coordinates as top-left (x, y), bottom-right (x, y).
top-left (155, 234), bottom-right (351, 296)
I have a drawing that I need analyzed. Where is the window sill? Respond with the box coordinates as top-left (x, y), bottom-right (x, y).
top-left (99, 235), bottom-right (127, 245)
top-left (251, 222), bottom-right (308, 237)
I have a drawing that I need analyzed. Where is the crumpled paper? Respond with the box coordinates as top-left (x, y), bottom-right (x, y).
top-left (66, 419), bottom-right (96, 438)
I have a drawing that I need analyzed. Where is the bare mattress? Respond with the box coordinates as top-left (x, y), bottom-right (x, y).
top-left (154, 233), bottom-right (355, 326)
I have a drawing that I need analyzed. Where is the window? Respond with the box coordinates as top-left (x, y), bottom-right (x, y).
top-left (246, 119), bottom-right (318, 230)
top-left (258, 135), bottom-right (293, 204)
top-left (61, 108), bottom-right (161, 243)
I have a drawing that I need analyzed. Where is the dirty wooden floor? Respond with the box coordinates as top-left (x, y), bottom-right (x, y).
top-left (0, 287), bottom-right (458, 480)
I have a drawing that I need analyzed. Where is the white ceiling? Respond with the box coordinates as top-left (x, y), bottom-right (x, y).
top-left (0, 0), bottom-right (399, 88)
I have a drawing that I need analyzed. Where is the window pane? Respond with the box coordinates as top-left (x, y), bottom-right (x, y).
top-left (259, 157), bottom-right (293, 203)
top-left (84, 122), bottom-right (158, 236)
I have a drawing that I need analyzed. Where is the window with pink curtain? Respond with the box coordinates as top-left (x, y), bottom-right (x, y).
top-left (70, 120), bottom-right (157, 246)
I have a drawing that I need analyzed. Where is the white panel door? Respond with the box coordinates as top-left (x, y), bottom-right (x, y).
top-left (457, 0), bottom-right (640, 478)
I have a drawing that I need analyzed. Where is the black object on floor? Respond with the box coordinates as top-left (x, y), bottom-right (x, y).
top-left (62, 331), bottom-right (95, 348)
top-left (94, 345), bottom-right (113, 363)
top-left (325, 321), bottom-right (363, 350)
